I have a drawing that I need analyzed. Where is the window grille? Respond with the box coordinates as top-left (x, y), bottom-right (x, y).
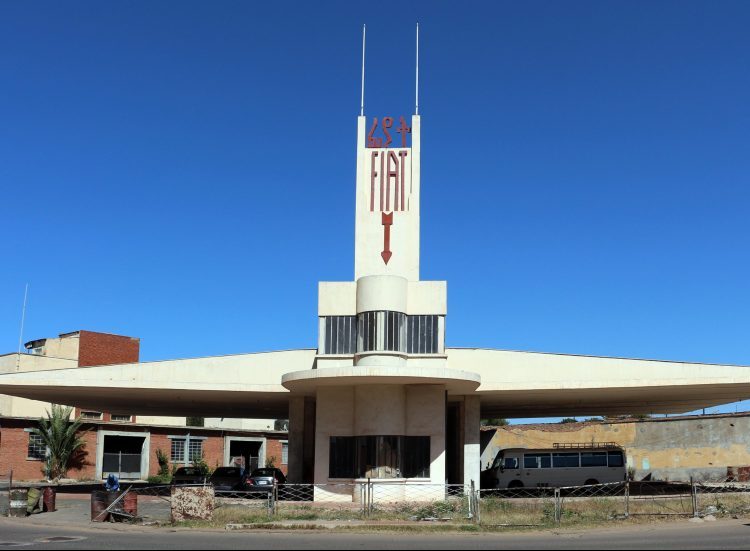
top-left (281, 442), bottom-right (289, 465)
top-left (171, 438), bottom-right (185, 463)
top-left (27, 433), bottom-right (46, 460)
top-left (188, 439), bottom-right (203, 462)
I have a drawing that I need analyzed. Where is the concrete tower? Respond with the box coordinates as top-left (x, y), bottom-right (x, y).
top-left (282, 27), bottom-right (481, 498)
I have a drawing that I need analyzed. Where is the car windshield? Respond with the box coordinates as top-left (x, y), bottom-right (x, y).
top-left (176, 468), bottom-right (199, 475)
top-left (250, 469), bottom-right (277, 477)
top-left (212, 468), bottom-right (241, 477)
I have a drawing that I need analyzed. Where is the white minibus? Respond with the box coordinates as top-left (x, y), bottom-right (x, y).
top-left (491, 443), bottom-right (627, 489)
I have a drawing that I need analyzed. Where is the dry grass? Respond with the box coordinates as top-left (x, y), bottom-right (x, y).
top-left (172, 492), bottom-right (750, 532)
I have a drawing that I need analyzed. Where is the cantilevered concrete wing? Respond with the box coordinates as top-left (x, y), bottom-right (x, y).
top-left (0, 348), bottom-right (748, 419)
top-left (0, 349), bottom-right (316, 419)
top-left (450, 348), bottom-right (750, 417)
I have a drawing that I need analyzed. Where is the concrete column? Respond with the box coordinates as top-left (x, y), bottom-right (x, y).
top-left (288, 395), bottom-right (316, 483)
top-left (302, 396), bottom-right (316, 483)
top-left (463, 395), bottom-right (481, 488)
top-left (287, 396), bottom-right (305, 483)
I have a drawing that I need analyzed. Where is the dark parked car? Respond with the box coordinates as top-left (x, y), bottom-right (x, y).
top-left (171, 467), bottom-right (208, 486)
top-left (246, 468), bottom-right (286, 492)
top-left (209, 467), bottom-right (248, 492)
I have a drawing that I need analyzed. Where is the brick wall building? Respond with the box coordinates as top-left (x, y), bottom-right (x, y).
top-left (0, 330), bottom-right (288, 482)
top-left (0, 417), bottom-right (288, 482)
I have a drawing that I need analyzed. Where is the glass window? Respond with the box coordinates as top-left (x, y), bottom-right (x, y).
top-left (407, 315), bottom-right (440, 354)
top-left (524, 454), bottom-right (551, 469)
top-left (357, 311), bottom-right (377, 352)
top-left (81, 411), bottom-right (102, 420)
top-left (27, 433), bottom-right (46, 460)
top-left (171, 438), bottom-right (186, 463)
top-left (110, 415), bottom-right (132, 423)
top-left (402, 436), bottom-right (430, 478)
top-left (281, 442), bottom-right (289, 465)
top-left (608, 451), bottom-right (624, 467)
top-left (329, 437), bottom-right (355, 478)
top-left (357, 311), bottom-right (406, 353)
top-left (552, 453), bottom-right (580, 468)
top-left (188, 439), bottom-right (203, 462)
top-left (581, 452), bottom-right (608, 467)
top-left (329, 435), bottom-right (430, 479)
top-left (323, 316), bottom-right (357, 354)
top-left (503, 457), bottom-right (519, 470)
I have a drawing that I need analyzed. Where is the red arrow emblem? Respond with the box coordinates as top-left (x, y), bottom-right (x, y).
top-left (381, 211), bottom-right (393, 265)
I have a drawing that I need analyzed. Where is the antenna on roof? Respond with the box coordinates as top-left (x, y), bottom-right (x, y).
top-left (16, 283), bottom-right (29, 370)
top-left (415, 22), bottom-right (419, 115)
top-left (360, 24), bottom-right (366, 117)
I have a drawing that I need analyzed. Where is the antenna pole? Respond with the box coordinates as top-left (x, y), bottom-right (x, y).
top-left (16, 283), bottom-right (28, 369)
top-left (360, 24), bottom-right (366, 116)
top-left (415, 23), bottom-right (419, 115)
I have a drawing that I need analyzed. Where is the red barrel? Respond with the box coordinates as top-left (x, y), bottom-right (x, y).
top-left (90, 490), bottom-right (109, 522)
top-left (42, 487), bottom-right (56, 513)
top-left (121, 491), bottom-right (137, 517)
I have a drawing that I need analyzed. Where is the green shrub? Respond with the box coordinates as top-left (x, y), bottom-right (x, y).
top-left (147, 474), bottom-right (172, 484)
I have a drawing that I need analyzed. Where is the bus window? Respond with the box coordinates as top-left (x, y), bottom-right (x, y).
top-left (503, 457), bottom-right (519, 470)
top-left (608, 451), bottom-right (624, 467)
top-left (552, 452), bottom-right (580, 468)
top-left (581, 452), bottom-right (607, 467)
top-left (524, 454), bottom-right (551, 469)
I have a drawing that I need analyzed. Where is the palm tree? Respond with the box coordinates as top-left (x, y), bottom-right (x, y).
top-left (31, 405), bottom-right (86, 481)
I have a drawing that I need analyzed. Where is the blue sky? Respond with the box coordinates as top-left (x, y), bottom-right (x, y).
top-left (1, 1), bottom-right (749, 421)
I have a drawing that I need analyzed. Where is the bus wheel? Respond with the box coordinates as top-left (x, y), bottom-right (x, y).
top-left (508, 480), bottom-right (524, 489)
top-left (584, 479), bottom-right (599, 486)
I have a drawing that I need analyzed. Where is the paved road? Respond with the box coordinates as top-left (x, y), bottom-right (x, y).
top-left (0, 518), bottom-right (749, 550)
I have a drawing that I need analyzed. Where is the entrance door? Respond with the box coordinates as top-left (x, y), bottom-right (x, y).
top-left (228, 440), bottom-right (262, 474)
top-left (102, 435), bottom-right (146, 480)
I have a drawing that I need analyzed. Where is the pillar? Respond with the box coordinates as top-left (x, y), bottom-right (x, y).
top-left (288, 395), bottom-right (316, 483)
top-left (463, 395), bottom-right (481, 488)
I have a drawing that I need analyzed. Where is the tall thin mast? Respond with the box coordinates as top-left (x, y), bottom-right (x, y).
top-left (16, 283), bottom-right (28, 370)
top-left (415, 23), bottom-right (419, 115)
top-left (360, 24), bottom-right (366, 116)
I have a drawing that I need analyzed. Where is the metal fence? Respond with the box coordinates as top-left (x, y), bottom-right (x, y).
top-left (478, 479), bottom-right (750, 527)
top-left (51, 477), bottom-right (750, 526)
top-left (478, 486), bottom-right (557, 526)
top-left (364, 482), bottom-right (473, 522)
top-left (695, 477), bottom-right (750, 517)
top-left (110, 481), bottom-right (478, 524)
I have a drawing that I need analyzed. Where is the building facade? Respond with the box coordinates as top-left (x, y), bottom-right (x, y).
top-left (0, 330), bottom-right (285, 481)
top-left (0, 416), bottom-right (287, 482)
top-left (1, 105), bottom-right (749, 498)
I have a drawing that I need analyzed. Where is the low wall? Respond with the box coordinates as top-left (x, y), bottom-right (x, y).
top-left (481, 412), bottom-right (750, 484)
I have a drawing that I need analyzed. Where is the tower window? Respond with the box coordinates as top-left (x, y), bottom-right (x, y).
top-left (407, 315), bottom-right (439, 354)
top-left (321, 313), bottom-right (442, 355)
top-left (323, 316), bottom-right (357, 354)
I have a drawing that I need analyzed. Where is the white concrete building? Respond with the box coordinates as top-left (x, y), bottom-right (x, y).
top-left (1, 108), bottom-right (750, 497)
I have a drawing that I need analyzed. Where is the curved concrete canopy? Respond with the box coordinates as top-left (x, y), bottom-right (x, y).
top-left (281, 366), bottom-right (481, 394)
top-left (0, 347), bottom-right (749, 418)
